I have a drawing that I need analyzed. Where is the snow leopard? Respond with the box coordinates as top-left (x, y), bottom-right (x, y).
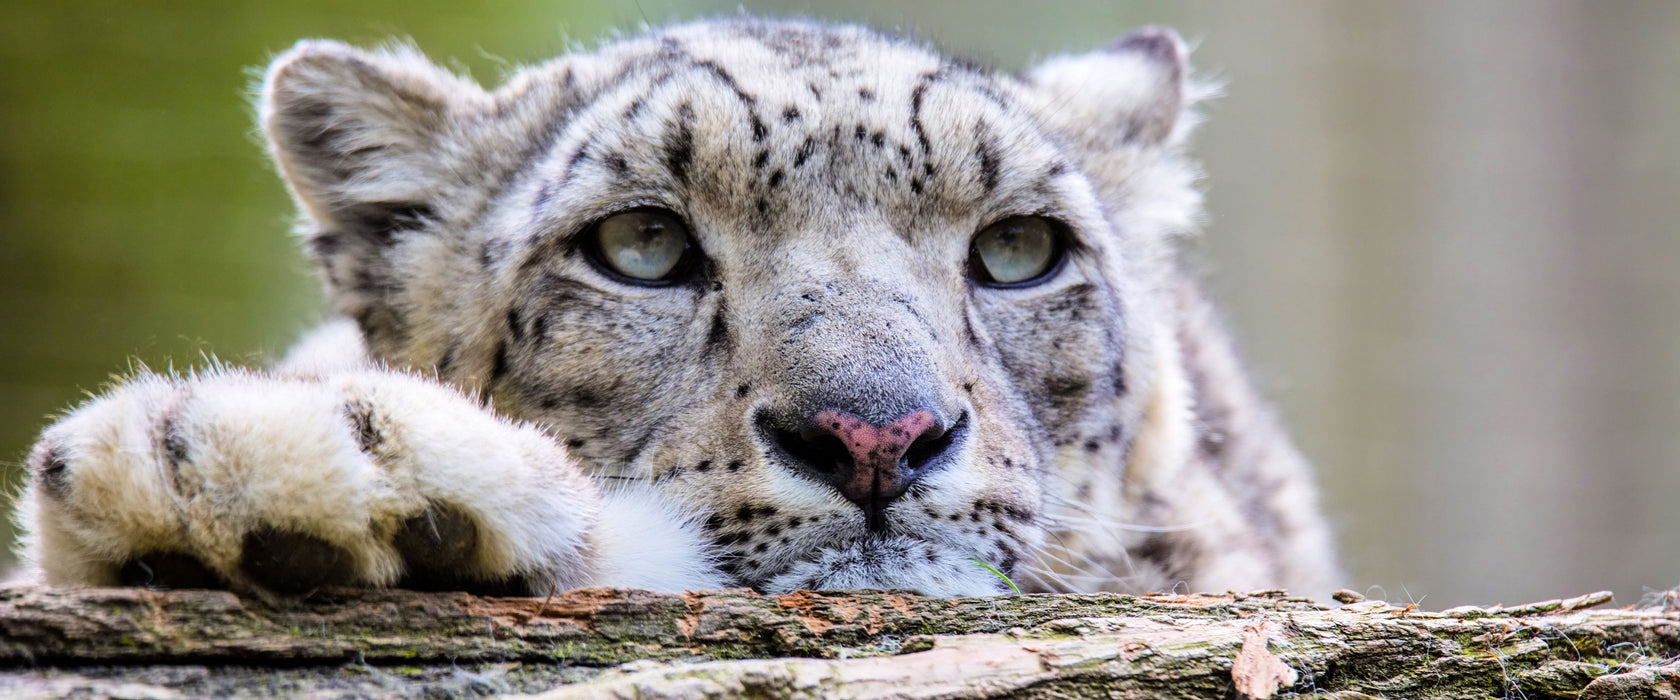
top-left (10, 16), bottom-right (1340, 600)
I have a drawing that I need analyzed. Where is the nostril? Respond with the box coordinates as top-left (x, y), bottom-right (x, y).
top-left (756, 406), bottom-right (966, 517)
top-left (904, 411), bottom-right (965, 473)
top-left (771, 424), bottom-right (853, 476)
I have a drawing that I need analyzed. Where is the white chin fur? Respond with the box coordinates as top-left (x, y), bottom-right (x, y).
top-left (762, 536), bottom-right (1009, 597)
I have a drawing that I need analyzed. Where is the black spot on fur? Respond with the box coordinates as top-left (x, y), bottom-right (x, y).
top-left (705, 300), bottom-right (732, 356)
top-left (341, 202), bottom-right (434, 247)
top-left (753, 150), bottom-right (770, 169)
top-left (794, 137), bottom-right (816, 167)
top-left (350, 267), bottom-right (394, 298)
top-left (564, 141), bottom-right (593, 179)
top-left (352, 306), bottom-right (407, 350)
top-left (568, 386), bottom-right (605, 409)
top-left (909, 177), bottom-right (924, 195)
top-left (787, 309), bottom-right (822, 333)
top-left (605, 153), bottom-right (629, 177)
top-left (505, 308), bottom-right (524, 342)
top-left (160, 407), bottom-right (190, 468)
top-left (976, 131), bottom-right (1001, 192)
top-left (436, 343), bottom-right (458, 376)
top-left (854, 124), bottom-right (867, 141)
top-left (239, 527), bottom-right (352, 595)
top-left (489, 340), bottom-right (510, 387)
top-left (695, 460), bottom-right (713, 472)
top-left (751, 114), bottom-right (769, 142)
top-left (1136, 533), bottom-right (1196, 584)
top-left (282, 96), bottom-right (341, 156)
top-left (728, 460), bottom-right (744, 472)
top-left (1043, 376), bottom-right (1095, 417)
top-left (623, 98), bottom-right (645, 120)
top-left (963, 310), bottom-right (983, 347)
top-left (309, 232), bottom-right (342, 259)
top-left (885, 167), bottom-right (897, 182)
top-left (693, 60), bottom-right (757, 107)
top-left (909, 71), bottom-right (942, 154)
top-left (1042, 283), bottom-right (1098, 321)
top-left (858, 87), bottom-right (875, 101)
top-left (736, 383), bottom-right (751, 399)
top-left (870, 131), bottom-right (885, 148)
top-left (119, 552), bottom-right (222, 590)
top-left (783, 106), bottom-right (801, 122)
top-left (665, 120), bottom-right (694, 186)
top-left (343, 400), bottom-right (380, 454)
top-left (768, 169), bottom-right (785, 188)
top-left (33, 443), bottom-right (70, 499)
top-left (533, 181), bottom-right (557, 210)
top-left (531, 313), bottom-right (550, 342)
top-left (565, 438), bottom-right (586, 449)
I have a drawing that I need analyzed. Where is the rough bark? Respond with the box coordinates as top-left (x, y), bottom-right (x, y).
top-left (0, 584), bottom-right (1675, 699)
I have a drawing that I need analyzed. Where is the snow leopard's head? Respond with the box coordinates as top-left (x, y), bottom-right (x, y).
top-left (262, 17), bottom-right (1204, 595)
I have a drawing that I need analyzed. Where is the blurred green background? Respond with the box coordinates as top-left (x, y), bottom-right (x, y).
top-left (3, 0), bottom-right (1678, 608)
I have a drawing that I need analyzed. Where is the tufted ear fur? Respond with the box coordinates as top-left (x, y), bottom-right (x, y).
top-left (260, 41), bottom-right (503, 352)
top-left (261, 41), bottom-right (492, 243)
top-left (1023, 27), bottom-right (1192, 151)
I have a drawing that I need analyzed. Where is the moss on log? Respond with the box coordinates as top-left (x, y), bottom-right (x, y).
top-left (0, 584), bottom-right (1675, 698)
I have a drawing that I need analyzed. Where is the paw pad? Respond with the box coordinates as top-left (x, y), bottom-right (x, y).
top-left (119, 552), bottom-right (222, 590)
top-left (238, 526), bottom-right (353, 594)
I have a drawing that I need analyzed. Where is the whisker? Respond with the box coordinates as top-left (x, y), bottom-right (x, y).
top-left (1040, 517), bottom-right (1138, 576)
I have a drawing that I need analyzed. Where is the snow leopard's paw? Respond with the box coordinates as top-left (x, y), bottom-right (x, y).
top-left (14, 368), bottom-right (607, 599)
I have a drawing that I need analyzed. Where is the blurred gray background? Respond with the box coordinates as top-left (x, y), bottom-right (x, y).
top-left (2, 0), bottom-right (1676, 608)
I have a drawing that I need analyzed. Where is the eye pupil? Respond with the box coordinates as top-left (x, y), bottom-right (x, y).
top-left (592, 209), bottom-right (692, 283)
top-left (970, 216), bottom-right (1061, 286)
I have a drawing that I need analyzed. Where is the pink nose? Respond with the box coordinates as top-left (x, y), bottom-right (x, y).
top-left (812, 409), bottom-right (941, 505)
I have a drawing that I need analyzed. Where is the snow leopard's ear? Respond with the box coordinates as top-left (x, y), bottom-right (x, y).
top-left (260, 40), bottom-right (489, 242)
top-left (1022, 27), bottom-right (1192, 149)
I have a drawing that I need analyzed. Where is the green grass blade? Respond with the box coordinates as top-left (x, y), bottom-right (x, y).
top-left (971, 558), bottom-right (1020, 595)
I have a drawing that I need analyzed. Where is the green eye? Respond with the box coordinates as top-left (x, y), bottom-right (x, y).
top-left (591, 208), bottom-right (693, 283)
top-left (969, 216), bottom-right (1063, 286)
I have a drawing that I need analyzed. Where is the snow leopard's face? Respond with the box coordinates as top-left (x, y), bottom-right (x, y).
top-left (265, 19), bottom-right (1201, 595)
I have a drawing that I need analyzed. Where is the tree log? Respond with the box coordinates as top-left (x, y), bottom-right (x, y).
top-left (0, 584), bottom-right (1676, 698)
